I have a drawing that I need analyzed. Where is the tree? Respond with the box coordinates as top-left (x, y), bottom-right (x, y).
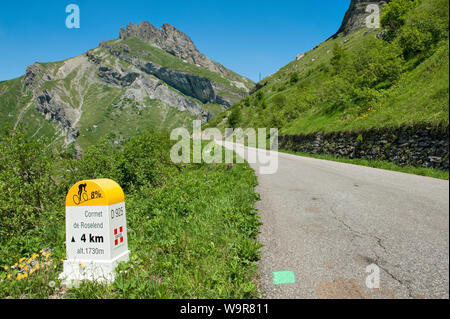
top-left (396, 0), bottom-right (449, 59)
top-left (330, 43), bottom-right (348, 74)
top-left (228, 107), bottom-right (241, 128)
top-left (381, 0), bottom-right (422, 41)
top-left (0, 130), bottom-right (61, 235)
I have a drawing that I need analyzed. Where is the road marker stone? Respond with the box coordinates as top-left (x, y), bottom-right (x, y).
top-left (59, 179), bottom-right (130, 286)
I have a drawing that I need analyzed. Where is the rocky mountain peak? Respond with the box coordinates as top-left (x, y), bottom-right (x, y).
top-left (334, 0), bottom-right (391, 36)
top-left (13, 20), bottom-right (253, 149)
top-left (120, 21), bottom-right (227, 75)
top-left (120, 22), bottom-right (194, 50)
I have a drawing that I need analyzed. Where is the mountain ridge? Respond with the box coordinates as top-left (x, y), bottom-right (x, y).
top-left (0, 21), bottom-right (254, 151)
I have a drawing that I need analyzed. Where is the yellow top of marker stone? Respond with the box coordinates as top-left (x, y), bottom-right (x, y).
top-left (66, 179), bottom-right (125, 207)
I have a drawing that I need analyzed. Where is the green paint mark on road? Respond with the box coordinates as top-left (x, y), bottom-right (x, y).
top-left (273, 271), bottom-right (296, 285)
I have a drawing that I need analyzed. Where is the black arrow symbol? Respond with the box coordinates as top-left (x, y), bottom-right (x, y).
top-left (71, 236), bottom-right (75, 243)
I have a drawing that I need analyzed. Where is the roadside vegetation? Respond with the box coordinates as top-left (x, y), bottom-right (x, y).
top-left (0, 129), bottom-right (261, 299)
top-left (280, 149), bottom-right (449, 180)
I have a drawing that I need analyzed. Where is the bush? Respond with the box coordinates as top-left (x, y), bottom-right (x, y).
top-left (74, 132), bottom-right (176, 193)
top-left (290, 73), bottom-right (299, 84)
top-left (0, 131), bottom-right (63, 236)
top-left (228, 107), bottom-right (242, 128)
top-left (117, 132), bottom-right (176, 191)
top-left (324, 37), bottom-right (403, 114)
top-left (381, 0), bottom-right (422, 41)
top-left (271, 93), bottom-right (287, 107)
top-left (340, 37), bottom-right (404, 90)
top-left (330, 43), bottom-right (348, 74)
top-left (396, 0), bottom-right (449, 59)
top-left (382, 0), bottom-right (449, 60)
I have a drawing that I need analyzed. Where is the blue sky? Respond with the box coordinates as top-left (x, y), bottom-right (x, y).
top-left (0, 0), bottom-right (350, 82)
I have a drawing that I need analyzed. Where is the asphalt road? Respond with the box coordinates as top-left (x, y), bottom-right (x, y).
top-left (218, 142), bottom-right (449, 299)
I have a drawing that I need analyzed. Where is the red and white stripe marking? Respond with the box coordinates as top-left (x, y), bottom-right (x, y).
top-left (114, 226), bottom-right (124, 246)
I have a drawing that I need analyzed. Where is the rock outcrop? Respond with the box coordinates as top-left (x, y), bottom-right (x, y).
top-left (34, 90), bottom-right (80, 144)
top-left (24, 64), bottom-right (80, 144)
top-left (126, 75), bottom-right (210, 121)
top-left (98, 66), bottom-right (140, 87)
top-left (139, 62), bottom-right (224, 105)
top-left (120, 22), bottom-right (229, 76)
top-left (334, 0), bottom-right (391, 37)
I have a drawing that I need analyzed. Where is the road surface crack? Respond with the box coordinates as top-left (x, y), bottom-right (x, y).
top-left (329, 203), bottom-right (415, 297)
top-left (329, 205), bottom-right (364, 242)
top-left (329, 203), bottom-right (387, 253)
top-left (373, 253), bottom-right (415, 298)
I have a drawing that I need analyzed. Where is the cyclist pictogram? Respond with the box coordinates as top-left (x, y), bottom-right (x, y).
top-left (73, 183), bottom-right (88, 205)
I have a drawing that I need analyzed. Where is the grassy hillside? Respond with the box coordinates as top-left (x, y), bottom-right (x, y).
top-left (206, 0), bottom-right (449, 135)
top-left (1, 75), bottom-right (199, 151)
top-left (0, 78), bottom-right (62, 143)
top-left (0, 131), bottom-right (261, 298)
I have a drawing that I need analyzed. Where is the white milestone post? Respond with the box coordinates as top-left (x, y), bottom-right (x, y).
top-left (59, 179), bottom-right (130, 286)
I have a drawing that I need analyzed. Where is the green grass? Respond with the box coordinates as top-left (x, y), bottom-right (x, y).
top-left (202, 103), bottom-right (227, 117)
top-left (76, 84), bottom-right (198, 150)
top-left (0, 77), bottom-right (31, 126)
top-left (38, 61), bottom-right (65, 77)
top-left (0, 136), bottom-right (261, 299)
top-left (0, 77), bottom-right (61, 142)
top-left (280, 148), bottom-right (449, 180)
top-left (0, 163), bottom-right (261, 299)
